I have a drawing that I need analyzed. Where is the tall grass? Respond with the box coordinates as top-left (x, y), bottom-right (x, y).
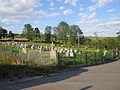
top-left (0, 51), bottom-right (20, 65)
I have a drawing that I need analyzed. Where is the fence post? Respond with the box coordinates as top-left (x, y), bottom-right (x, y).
top-left (118, 50), bottom-right (120, 58)
top-left (85, 52), bottom-right (87, 64)
top-left (56, 52), bottom-right (59, 65)
top-left (94, 52), bottom-right (96, 63)
top-left (73, 53), bottom-right (76, 66)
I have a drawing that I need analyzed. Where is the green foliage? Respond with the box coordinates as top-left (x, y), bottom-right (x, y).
top-left (57, 21), bottom-right (69, 45)
top-left (0, 27), bottom-right (7, 39)
top-left (68, 25), bottom-right (83, 46)
top-left (26, 42), bottom-right (50, 46)
top-left (89, 37), bottom-right (120, 50)
top-left (34, 27), bottom-right (40, 40)
top-left (8, 31), bottom-right (14, 39)
top-left (44, 26), bottom-right (52, 42)
top-left (23, 24), bottom-right (35, 41)
top-left (116, 31), bottom-right (120, 37)
top-left (53, 26), bottom-right (58, 41)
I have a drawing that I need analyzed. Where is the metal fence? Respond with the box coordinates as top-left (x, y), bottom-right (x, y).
top-left (58, 50), bottom-right (119, 67)
top-left (0, 46), bottom-right (119, 67)
top-left (0, 47), bottom-right (57, 66)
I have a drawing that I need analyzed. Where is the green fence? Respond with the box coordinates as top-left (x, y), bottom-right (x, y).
top-left (58, 50), bottom-right (119, 67)
top-left (0, 47), bottom-right (57, 66)
top-left (0, 46), bottom-right (119, 67)
top-left (0, 47), bottom-right (20, 56)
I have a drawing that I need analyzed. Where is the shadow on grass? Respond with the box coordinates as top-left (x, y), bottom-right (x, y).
top-left (0, 64), bottom-right (88, 89)
top-left (0, 64), bottom-right (61, 78)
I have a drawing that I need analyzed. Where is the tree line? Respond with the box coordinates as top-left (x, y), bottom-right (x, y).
top-left (22, 21), bottom-right (83, 47)
top-left (0, 27), bottom-right (14, 39)
top-left (0, 21), bottom-right (120, 50)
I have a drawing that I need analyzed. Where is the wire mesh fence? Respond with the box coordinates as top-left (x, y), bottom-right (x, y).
top-left (0, 46), bottom-right (119, 67)
top-left (0, 47), bottom-right (57, 66)
top-left (57, 50), bottom-right (119, 67)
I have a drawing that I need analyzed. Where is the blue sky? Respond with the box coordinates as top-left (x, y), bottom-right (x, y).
top-left (0, 0), bottom-right (120, 37)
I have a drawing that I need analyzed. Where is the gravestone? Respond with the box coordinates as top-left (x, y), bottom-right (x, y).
top-left (74, 50), bottom-right (77, 53)
top-left (103, 50), bottom-right (107, 56)
top-left (39, 47), bottom-right (42, 53)
top-left (70, 49), bottom-right (74, 57)
top-left (66, 50), bottom-right (70, 57)
top-left (22, 47), bottom-right (27, 53)
top-left (59, 49), bottom-right (63, 53)
top-left (50, 42), bottom-right (57, 64)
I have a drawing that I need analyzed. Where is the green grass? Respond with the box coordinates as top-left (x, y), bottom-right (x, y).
top-left (0, 50), bottom-right (60, 77)
top-left (26, 42), bottom-right (51, 46)
top-left (0, 44), bottom-right (21, 51)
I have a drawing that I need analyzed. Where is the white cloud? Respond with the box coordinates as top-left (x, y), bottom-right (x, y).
top-left (97, 0), bottom-right (113, 7)
top-left (63, 9), bottom-right (73, 15)
top-left (1, 16), bottom-right (30, 24)
top-left (88, 0), bottom-right (113, 11)
top-left (109, 17), bottom-right (120, 20)
top-left (64, 0), bottom-right (80, 6)
top-left (97, 21), bottom-right (120, 26)
top-left (87, 5), bottom-right (97, 11)
top-left (0, 0), bottom-right (60, 24)
top-left (0, 0), bottom-right (43, 23)
top-left (106, 9), bottom-right (116, 12)
top-left (76, 19), bottom-right (99, 25)
top-left (88, 12), bottom-right (96, 19)
top-left (48, 13), bottom-right (60, 17)
top-left (79, 12), bottom-right (96, 19)
top-left (50, 2), bottom-right (54, 6)
top-left (59, 6), bottom-right (65, 9)
top-left (35, 10), bottom-right (60, 17)
top-left (79, 13), bottom-right (88, 18)
top-left (49, 8), bottom-right (54, 10)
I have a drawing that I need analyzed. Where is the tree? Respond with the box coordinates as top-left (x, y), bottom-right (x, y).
top-left (116, 31), bottom-right (120, 37)
top-left (34, 27), bottom-right (40, 40)
top-left (93, 32), bottom-right (98, 37)
top-left (8, 31), bottom-right (14, 39)
top-left (57, 21), bottom-right (69, 45)
top-left (68, 25), bottom-right (83, 46)
top-left (53, 27), bottom-right (58, 41)
top-left (23, 24), bottom-right (34, 41)
top-left (0, 27), bottom-right (7, 39)
top-left (44, 26), bottom-right (52, 43)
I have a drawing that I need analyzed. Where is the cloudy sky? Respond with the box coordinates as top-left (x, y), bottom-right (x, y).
top-left (0, 0), bottom-right (120, 37)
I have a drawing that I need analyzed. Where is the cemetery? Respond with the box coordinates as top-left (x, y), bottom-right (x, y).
top-left (0, 39), bottom-right (119, 78)
top-left (0, 0), bottom-right (120, 89)
top-left (0, 22), bottom-right (120, 78)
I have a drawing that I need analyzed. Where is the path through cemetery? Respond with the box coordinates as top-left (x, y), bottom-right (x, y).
top-left (1, 59), bottom-right (120, 90)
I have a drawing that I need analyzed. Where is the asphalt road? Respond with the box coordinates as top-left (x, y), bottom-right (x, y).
top-left (1, 59), bottom-right (120, 90)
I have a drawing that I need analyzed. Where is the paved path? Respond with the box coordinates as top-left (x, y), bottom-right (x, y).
top-left (1, 59), bottom-right (120, 90)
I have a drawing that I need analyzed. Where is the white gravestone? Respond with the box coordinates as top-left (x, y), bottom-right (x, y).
top-left (66, 50), bottom-right (70, 57)
top-left (74, 50), bottom-right (77, 53)
top-left (103, 50), bottom-right (107, 56)
top-left (70, 49), bottom-right (74, 57)
top-left (22, 48), bottom-right (27, 53)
